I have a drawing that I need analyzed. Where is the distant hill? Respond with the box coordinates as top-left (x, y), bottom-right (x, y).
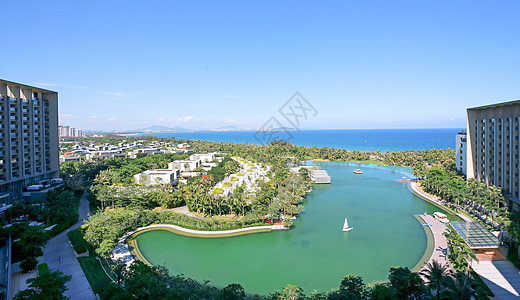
top-left (132, 125), bottom-right (191, 132)
top-left (214, 125), bottom-right (239, 131)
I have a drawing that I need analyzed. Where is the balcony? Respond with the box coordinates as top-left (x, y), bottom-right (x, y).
top-left (8, 97), bottom-right (16, 103)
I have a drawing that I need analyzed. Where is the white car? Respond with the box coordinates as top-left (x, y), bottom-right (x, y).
top-left (27, 185), bottom-right (44, 191)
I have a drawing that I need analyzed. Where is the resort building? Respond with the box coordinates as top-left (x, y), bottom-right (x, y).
top-left (456, 131), bottom-right (467, 175)
top-left (0, 80), bottom-right (59, 204)
top-left (466, 100), bottom-right (520, 210)
top-left (169, 159), bottom-right (201, 171)
top-left (134, 169), bottom-right (180, 186)
top-left (290, 166), bottom-right (331, 184)
top-left (189, 153), bottom-right (215, 162)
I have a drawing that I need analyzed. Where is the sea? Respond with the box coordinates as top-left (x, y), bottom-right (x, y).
top-left (139, 128), bottom-right (461, 152)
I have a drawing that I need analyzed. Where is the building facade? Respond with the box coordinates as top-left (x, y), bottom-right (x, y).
top-left (59, 125), bottom-right (82, 137)
top-left (0, 80), bottom-right (59, 204)
top-left (455, 131), bottom-right (467, 175)
top-left (466, 100), bottom-right (520, 210)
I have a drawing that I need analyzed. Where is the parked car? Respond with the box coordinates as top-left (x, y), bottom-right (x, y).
top-left (39, 180), bottom-right (51, 188)
top-left (27, 185), bottom-right (44, 191)
top-left (51, 178), bottom-right (63, 185)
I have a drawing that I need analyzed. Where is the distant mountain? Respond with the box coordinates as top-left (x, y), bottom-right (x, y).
top-left (214, 125), bottom-right (239, 131)
top-left (132, 125), bottom-right (191, 132)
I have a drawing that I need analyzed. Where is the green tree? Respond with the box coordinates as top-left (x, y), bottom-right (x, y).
top-left (218, 283), bottom-right (246, 300)
top-left (339, 273), bottom-right (366, 298)
top-left (13, 269), bottom-right (71, 300)
top-left (420, 260), bottom-right (451, 300)
top-left (367, 282), bottom-right (393, 300)
top-left (388, 266), bottom-right (425, 299)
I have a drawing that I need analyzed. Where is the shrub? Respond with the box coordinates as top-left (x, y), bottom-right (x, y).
top-left (68, 228), bottom-right (93, 254)
top-left (222, 182), bottom-right (232, 187)
top-left (213, 188), bottom-right (224, 195)
top-left (21, 257), bottom-right (38, 273)
top-left (230, 177), bottom-right (239, 181)
top-left (37, 263), bottom-right (49, 275)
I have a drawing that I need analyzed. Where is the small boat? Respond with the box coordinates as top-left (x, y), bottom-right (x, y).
top-left (433, 212), bottom-right (449, 223)
top-left (353, 169), bottom-right (363, 174)
top-left (343, 218), bottom-right (353, 232)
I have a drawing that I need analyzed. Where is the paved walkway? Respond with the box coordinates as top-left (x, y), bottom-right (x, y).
top-left (9, 268), bottom-right (36, 299)
top-left (169, 205), bottom-right (202, 219)
top-left (39, 190), bottom-right (96, 300)
top-left (417, 214), bottom-right (450, 271)
top-left (472, 260), bottom-right (520, 299)
top-left (410, 181), bottom-right (472, 222)
top-left (411, 181), bottom-right (520, 299)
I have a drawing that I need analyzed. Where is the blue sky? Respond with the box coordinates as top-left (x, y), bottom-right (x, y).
top-left (2, 1), bottom-right (520, 131)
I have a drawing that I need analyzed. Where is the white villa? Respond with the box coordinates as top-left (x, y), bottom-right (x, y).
top-left (169, 159), bottom-right (201, 172)
top-left (134, 169), bottom-right (180, 186)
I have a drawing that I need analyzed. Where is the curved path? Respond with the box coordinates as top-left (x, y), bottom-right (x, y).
top-left (40, 190), bottom-right (96, 300)
top-left (416, 214), bottom-right (451, 272)
top-left (409, 181), bottom-right (472, 222)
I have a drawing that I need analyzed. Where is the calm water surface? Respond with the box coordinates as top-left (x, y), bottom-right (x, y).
top-left (132, 162), bottom-right (455, 294)
top-left (141, 128), bottom-right (460, 152)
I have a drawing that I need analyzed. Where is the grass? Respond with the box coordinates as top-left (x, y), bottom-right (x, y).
top-left (68, 228), bottom-right (94, 254)
top-left (77, 256), bottom-right (113, 295)
top-left (99, 256), bottom-right (118, 280)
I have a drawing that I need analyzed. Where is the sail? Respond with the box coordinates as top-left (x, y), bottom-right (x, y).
top-left (343, 218), bottom-right (353, 231)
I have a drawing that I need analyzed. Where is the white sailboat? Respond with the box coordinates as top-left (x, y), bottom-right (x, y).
top-left (342, 218), bottom-right (353, 232)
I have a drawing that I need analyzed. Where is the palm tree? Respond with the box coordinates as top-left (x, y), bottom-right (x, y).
top-left (441, 271), bottom-right (482, 300)
top-left (420, 260), bottom-right (452, 300)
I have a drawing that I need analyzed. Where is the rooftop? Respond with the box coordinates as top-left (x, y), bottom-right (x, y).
top-left (451, 221), bottom-right (500, 249)
top-left (468, 99), bottom-right (520, 111)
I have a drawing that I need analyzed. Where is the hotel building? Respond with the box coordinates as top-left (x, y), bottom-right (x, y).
top-left (466, 100), bottom-right (520, 210)
top-left (0, 80), bottom-right (59, 204)
top-left (456, 131), bottom-right (467, 175)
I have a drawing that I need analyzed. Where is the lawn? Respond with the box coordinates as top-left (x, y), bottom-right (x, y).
top-left (68, 228), bottom-right (94, 254)
top-left (77, 256), bottom-right (113, 295)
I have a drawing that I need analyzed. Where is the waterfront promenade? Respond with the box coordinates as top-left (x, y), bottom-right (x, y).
top-left (411, 181), bottom-right (520, 299)
top-left (417, 214), bottom-right (450, 272)
top-left (410, 181), bottom-right (472, 222)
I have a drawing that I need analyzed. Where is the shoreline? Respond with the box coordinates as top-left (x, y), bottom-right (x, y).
top-left (409, 181), bottom-right (473, 222)
top-left (112, 224), bottom-right (284, 267)
top-left (112, 165), bottom-right (456, 283)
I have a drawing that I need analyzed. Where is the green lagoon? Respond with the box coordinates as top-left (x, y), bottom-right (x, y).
top-left (130, 162), bottom-right (457, 294)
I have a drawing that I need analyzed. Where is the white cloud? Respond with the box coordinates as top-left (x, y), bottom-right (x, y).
top-left (89, 115), bottom-right (103, 120)
top-left (97, 91), bottom-right (125, 99)
top-left (224, 94), bottom-right (239, 99)
top-left (448, 117), bottom-right (455, 121)
top-left (107, 117), bottom-right (118, 121)
top-left (179, 116), bottom-right (193, 122)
